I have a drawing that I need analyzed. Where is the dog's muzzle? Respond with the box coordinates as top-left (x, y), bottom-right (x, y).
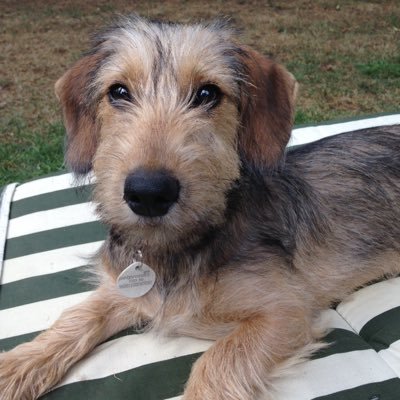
top-left (123, 169), bottom-right (180, 217)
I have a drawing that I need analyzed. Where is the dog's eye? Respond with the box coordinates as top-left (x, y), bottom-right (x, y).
top-left (192, 84), bottom-right (222, 109)
top-left (108, 84), bottom-right (132, 104)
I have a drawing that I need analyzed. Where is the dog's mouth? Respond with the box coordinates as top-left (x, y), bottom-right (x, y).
top-left (123, 168), bottom-right (180, 218)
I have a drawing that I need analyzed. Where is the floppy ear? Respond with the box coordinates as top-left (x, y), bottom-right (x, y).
top-left (238, 47), bottom-right (298, 169)
top-left (55, 52), bottom-right (103, 175)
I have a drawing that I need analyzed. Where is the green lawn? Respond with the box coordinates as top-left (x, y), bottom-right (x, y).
top-left (1, 0), bottom-right (399, 186)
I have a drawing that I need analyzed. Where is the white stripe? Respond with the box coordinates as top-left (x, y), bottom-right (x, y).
top-left (0, 292), bottom-right (92, 339)
top-left (58, 333), bottom-right (212, 387)
top-left (337, 277), bottom-right (400, 333)
top-left (7, 202), bottom-right (99, 239)
top-left (0, 183), bottom-right (18, 284)
top-left (289, 114), bottom-right (400, 147)
top-left (2, 241), bottom-right (103, 284)
top-left (165, 397), bottom-right (182, 400)
top-left (318, 308), bottom-right (355, 332)
top-left (56, 310), bottom-right (356, 393)
top-left (273, 349), bottom-right (397, 400)
top-left (58, 337), bottom-right (398, 398)
top-left (379, 339), bottom-right (400, 378)
top-left (13, 173), bottom-right (76, 201)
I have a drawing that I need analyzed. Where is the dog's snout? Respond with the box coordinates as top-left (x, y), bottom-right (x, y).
top-left (123, 169), bottom-right (180, 217)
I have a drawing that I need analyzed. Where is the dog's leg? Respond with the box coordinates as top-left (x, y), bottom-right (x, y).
top-left (183, 305), bottom-right (313, 400)
top-left (0, 284), bottom-right (143, 400)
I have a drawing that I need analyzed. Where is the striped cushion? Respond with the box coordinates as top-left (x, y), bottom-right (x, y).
top-left (1, 114), bottom-right (400, 400)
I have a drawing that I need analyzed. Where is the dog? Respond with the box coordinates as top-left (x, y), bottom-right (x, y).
top-left (0, 15), bottom-right (399, 400)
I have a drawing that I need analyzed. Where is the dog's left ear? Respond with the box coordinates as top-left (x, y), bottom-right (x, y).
top-left (238, 47), bottom-right (298, 169)
top-left (55, 52), bottom-right (103, 175)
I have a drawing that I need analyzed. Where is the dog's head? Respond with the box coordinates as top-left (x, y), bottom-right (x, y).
top-left (56, 16), bottom-right (297, 248)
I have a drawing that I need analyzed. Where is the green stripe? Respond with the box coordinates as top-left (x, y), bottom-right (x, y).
top-left (0, 267), bottom-right (93, 310)
top-left (312, 328), bottom-right (371, 360)
top-left (41, 353), bottom-right (202, 400)
top-left (313, 378), bottom-right (400, 400)
top-left (359, 306), bottom-right (400, 352)
top-left (10, 185), bottom-right (93, 219)
top-left (4, 221), bottom-right (107, 259)
top-left (0, 331), bottom-right (41, 352)
top-left (0, 327), bottom-right (139, 353)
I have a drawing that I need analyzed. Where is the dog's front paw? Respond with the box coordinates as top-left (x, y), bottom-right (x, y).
top-left (0, 350), bottom-right (31, 400)
top-left (181, 388), bottom-right (202, 400)
top-left (182, 357), bottom-right (254, 400)
top-left (182, 381), bottom-right (211, 400)
top-left (181, 361), bottom-right (220, 400)
top-left (0, 346), bottom-right (56, 400)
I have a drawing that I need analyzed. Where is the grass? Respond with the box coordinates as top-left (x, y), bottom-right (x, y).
top-left (0, 119), bottom-right (64, 185)
top-left (1, 0), bottom-right (399, 186)
top-left (356, 57), bottom-right (400, 79)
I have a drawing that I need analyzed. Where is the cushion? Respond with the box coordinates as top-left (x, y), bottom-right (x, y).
top-left (1, 113), bottom-right (400, 400)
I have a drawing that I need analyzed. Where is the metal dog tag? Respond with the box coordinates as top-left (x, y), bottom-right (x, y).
top-left (117, 261), bottom-right (156, 298)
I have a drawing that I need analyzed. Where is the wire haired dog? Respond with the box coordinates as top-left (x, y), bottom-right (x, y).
top-left (1, 15), bottom-right (400, 400)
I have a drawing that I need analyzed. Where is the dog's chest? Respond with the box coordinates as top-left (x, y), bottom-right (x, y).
top-left (146, 266), bottom-right (274, 339)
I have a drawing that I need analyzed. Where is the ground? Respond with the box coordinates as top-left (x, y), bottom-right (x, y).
top-left (0, 0), bottom-right (399, 185)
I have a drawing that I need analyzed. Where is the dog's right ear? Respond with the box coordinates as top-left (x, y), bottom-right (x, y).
top-left (237, 47), bottom-right (298, 170)
top-left (55, 52), bottom-right (102, 175)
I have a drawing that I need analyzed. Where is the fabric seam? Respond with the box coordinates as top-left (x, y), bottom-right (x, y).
top-left (0, 183), bottom-right (18, 285)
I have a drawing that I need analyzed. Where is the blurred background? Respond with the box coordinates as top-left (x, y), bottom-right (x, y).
top-left (1, 0), bottom-right (399, 186)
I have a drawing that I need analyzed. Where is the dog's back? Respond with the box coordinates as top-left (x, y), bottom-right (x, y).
top-left (285, 125), bottom-right (400, 303)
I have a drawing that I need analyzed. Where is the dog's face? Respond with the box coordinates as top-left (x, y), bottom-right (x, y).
top-left (55, 16), bottom-right (297, 248)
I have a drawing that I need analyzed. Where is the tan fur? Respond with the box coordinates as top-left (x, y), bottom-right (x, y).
top-left (0, 16), bottom-right (399, 400)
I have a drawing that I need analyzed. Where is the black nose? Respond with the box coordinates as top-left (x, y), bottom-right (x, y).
top-left (123, 169), bottom-right (180, 217)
